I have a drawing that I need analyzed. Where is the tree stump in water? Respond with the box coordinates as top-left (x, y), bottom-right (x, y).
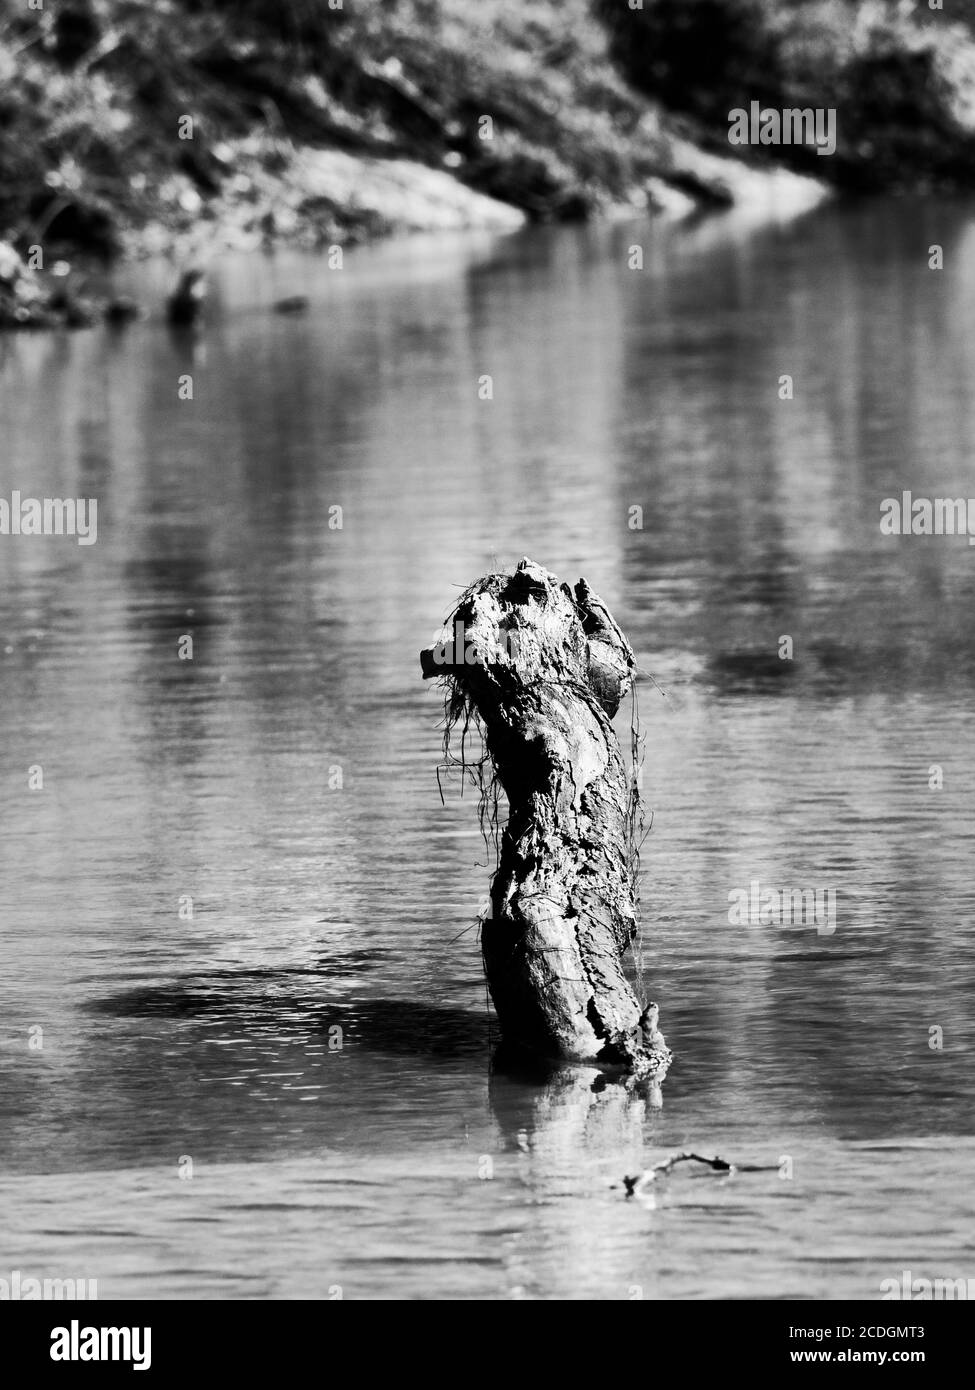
top-left (420, 558), bottom-right (671, 1083)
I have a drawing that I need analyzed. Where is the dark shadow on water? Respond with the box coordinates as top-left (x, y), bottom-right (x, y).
top-left (706, 649), bottom-right (798, 695)
top-left (0, 973), bottom-right (504, 1169)
top-left (84, 970), bottom-right (495, 1059)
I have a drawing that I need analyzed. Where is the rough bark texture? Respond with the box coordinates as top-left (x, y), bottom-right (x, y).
top-left (421, 558), bottom-right (671, 1082)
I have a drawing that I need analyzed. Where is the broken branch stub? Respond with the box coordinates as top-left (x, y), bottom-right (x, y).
top-left (420, 557), bottom-right (671, 1082)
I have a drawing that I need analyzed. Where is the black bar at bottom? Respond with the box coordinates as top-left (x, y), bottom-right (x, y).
top-left (1, 1298), bottom-right (964, 1377)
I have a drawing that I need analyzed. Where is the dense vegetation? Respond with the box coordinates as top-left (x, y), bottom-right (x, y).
top-left (596, 0), bottom-right (975, 190)
top-left (2, 0), bottom-right (975, 274)
top-left (0, 0), bottom-right (670, 258)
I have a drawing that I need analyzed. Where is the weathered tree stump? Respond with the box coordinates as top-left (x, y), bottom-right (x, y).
top-left (420, 558), bottom-right (671, 1083)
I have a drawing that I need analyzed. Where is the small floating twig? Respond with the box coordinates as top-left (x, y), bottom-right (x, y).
top-left (623, 1151), bottom-right (780, 1196)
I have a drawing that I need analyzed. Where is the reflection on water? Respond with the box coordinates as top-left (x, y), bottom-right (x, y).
top-left (1, 199), bottom-right (974, 1298)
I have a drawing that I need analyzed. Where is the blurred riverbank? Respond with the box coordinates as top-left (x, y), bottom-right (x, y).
top-left (3, 0), bottom-right (975, 327)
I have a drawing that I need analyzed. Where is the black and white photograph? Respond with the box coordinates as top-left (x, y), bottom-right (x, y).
top-left (1, 0), bottom-right (973, 1344)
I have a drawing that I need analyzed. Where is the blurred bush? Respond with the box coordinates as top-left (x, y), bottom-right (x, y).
top-left (2, 0), bottom-right (974, 260)
top-left (594, 0), bottom-right (975, 189)
top-left (0, 0), bottom-right (667, 254)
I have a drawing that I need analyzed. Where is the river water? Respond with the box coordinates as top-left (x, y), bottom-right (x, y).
top-left (1, 196), bottom-right (974, 1300)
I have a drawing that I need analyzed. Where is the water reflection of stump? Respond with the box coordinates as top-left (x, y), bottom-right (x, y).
top-left (488, 1054), bottom-right (653, 1162)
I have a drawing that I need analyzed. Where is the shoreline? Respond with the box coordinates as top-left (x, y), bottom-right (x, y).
top-left (1, 139), bottom-right (831, 331)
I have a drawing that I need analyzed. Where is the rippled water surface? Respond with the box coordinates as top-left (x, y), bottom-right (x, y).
top-left (1, 198), bottom-right (974, 1299)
